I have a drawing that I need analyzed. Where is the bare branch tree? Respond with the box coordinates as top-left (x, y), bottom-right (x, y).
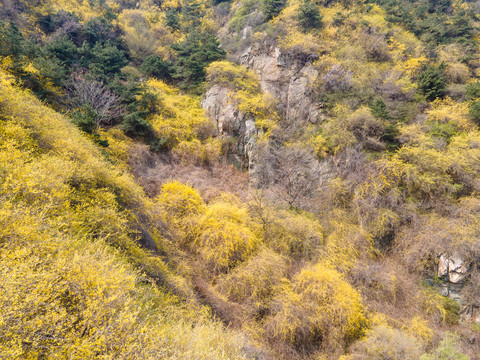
top-left (66, 76), bottom-right (124, 132)
top-left (247, 189), bottom-right (275, 231)
top-left (254, 145), bottom-right (323, 208)
top-left (272, 147), bottom-right (321, 207)
top-left (50, 11), bottom-right (83, 40)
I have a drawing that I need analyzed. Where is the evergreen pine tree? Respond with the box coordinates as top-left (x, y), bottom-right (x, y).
top-left (466, 81), bottom-right (480, 100)
top-left (0, 21), bottom-right (24, 58)
top-left (171, 32), bottom-right (225, 90)
top-left (262, 0), bottom-right (286, 22)
top-left (140, 54), bottom-right (171, 79)
top-left (297, 0), bottom-right (322, 31)
top-left (370, 98), bottom-right (390, 120)
top-left (418, 63), bottom-right (447, 101)
top-left (469, 100), bottom-right (480, 126)
top-left (165, 9), bottom-right (181, 31)
top-left (182, 0), bottom-right (204, 29)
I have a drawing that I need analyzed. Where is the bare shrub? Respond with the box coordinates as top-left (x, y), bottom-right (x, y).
top-left (315, 147), bottom-right (371, 210)
top-left (348, 260), bottom-right (420, 318)
top-left (350, 325), bottom-right (423, 360)
top-left (172, 139), bottom-right (205, 166)
top-left (48, 11), bottom-right (83, 40)
top-left (322, 64), bottom-right (353, 92)
top-left (358, 30), bottom-right (391, 62)
top-left (446, 63), bottom-right (470, 84)
top-left (353, 160), bottom-right (405, 249)
top-left (462, 266), bottom-right (480, 309)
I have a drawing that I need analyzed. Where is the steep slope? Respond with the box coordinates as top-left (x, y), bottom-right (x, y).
top-left (1, 0), bottom-right (480, 359)
top-left (0, 70), bottom-right (252, 359)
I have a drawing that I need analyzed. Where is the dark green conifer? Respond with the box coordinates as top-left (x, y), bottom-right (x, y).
top-left (297, 0), bottom-right (322, 31)
top-left (418, 63), bottom-right (447, 102)
top-left (262, 0), bottom-right (286, 22)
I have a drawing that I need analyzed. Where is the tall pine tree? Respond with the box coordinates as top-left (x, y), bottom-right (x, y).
top-left (297, 0), bottom-right (322, 31)
top-left (171, 31), bottom-right (226, 90)
top-left (262, 0), bottom-right (286, 21)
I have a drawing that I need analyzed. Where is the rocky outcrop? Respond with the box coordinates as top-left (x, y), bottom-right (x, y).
top-left (437, 254), bottom-right (479, 323)
top-left (438, 254), bottom-right (470, 284)
top-left (202, 85), bottom-right (242, 136)
top-left (201, 45), bottom-right (323, 172)
top-left (239, 45), bottom-right (322, 125)
top-left (201, 84), bottom-right (258, 170)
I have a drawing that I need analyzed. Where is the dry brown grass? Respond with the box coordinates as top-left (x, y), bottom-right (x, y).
top-left (128, 144), bottom-right (250, 200)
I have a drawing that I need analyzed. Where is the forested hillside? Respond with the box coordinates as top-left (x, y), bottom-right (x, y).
top-left (1, 0), bottom-right (480, 359)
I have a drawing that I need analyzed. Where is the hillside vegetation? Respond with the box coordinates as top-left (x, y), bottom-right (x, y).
top-left (1, 0), bottom-right (480, 359)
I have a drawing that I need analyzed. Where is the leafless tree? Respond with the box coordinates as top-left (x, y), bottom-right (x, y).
top-left (247, 189), bottom-right (275, 231)
top-left (66, 76), bottom-right (124, 132)
top-left (48, 11), bottom-right (82, 40)
top-left (254, 145), bottom-right (323, 208)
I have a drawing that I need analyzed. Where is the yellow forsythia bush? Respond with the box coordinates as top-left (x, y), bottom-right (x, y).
top-left (172, 139), bottom-right (205, 165)
top-left (216, 248), bottom-right (288, 313)
top-left (99, 128), bottom-right (135, 171)
top-left (157, 180), bottom-right (206, 220)
top-left (156, 181), bottom-right (207, 251)
top-left (264, 210), bottom-right (323, 259)
top-left (192, 201), bottom-right (259, 272)
top-left (206, 60), bottom-right (260, 92)
top-left (265, 265), bottom-right (368, 349)
top-left (148, 79), bottom-right (211, 147)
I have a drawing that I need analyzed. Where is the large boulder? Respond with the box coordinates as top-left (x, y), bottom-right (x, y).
top-left (438, 254), bottom-right (449, 278)
top-left (202, 84), bottom-right (245, 136)
top-left (438, 254), bottom-right (470, 284)
top-left (448, 255), bottom-right (469, 284)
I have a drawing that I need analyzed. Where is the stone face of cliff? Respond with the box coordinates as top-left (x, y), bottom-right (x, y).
top-left (201, 43), bottom-right (323, 168)
top-left (202, 84), bottom-right (258, 170)
top-left (239, 45), bottom-right (321, 125)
